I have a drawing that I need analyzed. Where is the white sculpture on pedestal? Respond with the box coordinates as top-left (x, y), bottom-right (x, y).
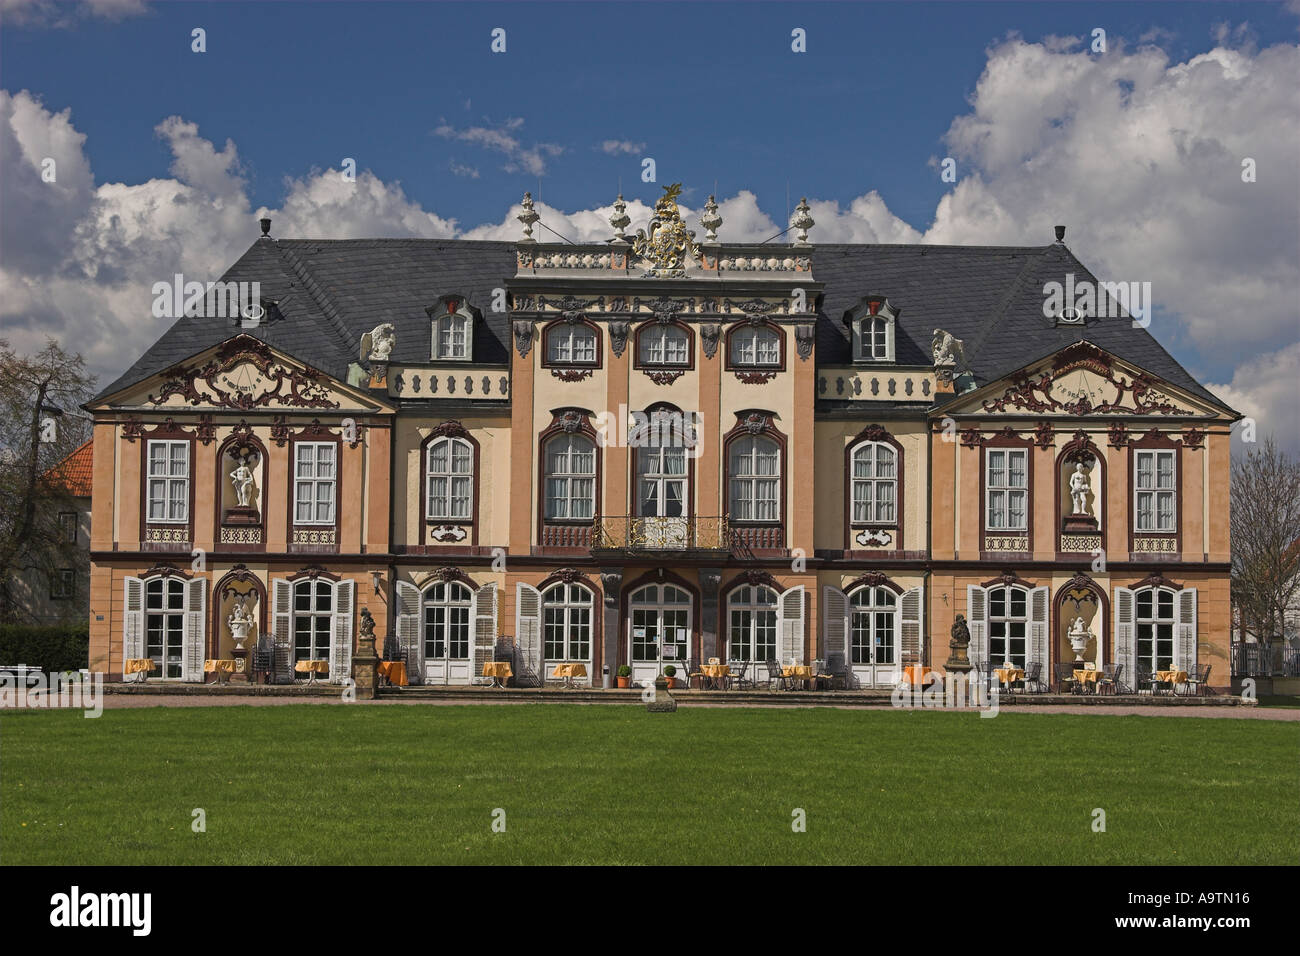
top-left (1069, 462), bottom-right (1092, 515)
top-left (230, 460), bottom-right (255, 508)
top-left (1067, 615), bottom-right (1092, 662)
top-left (228, 597), bottom-right (254, 651)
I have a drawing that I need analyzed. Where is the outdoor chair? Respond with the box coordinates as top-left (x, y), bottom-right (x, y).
top-left (685, 657), bottom-right (705, 690)
top-left (1135, 666), bottom-right (1156, 695)
top-left (822, 652), bottom-right (848, 691)
top-left (1023, 661), bottom-right (1048, 694)
top-left (764, 659), bottom-right (789, 691)
top-left (1055, 662), bottom-right (1080, 695)
top-left (727, 659), bottom-right (751, 691)
top-left (1184, 664), bottom-right (1212, 697)
top-left (1098, 663), bottom-right (1123, 695)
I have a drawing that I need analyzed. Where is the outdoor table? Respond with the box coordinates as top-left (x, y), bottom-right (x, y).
top-left (550, 663), bottom-right (586, 688)
top-left (1073, 668), bottom-right (1101, 693)
top-left (1155, 669), bottom-right (1188, 694)
top-left (378, 661), bottom-right (408, 687)
top-left (782, 665), bottom-right (816, 689)
top-left (902, 664), bottom-right (931, 687)
top-left (294, 659), bottom-right (329, 684)
top-left (203, 659), bottom-right (237, 684)
top-left (482, 661), bottom-right (512, 688)
top-left (994, 667), bottom-right (1025, 691)
top-left (124, 658), bottom-right (156, 682)
top-left (701, 663), bottom-right (730, 690)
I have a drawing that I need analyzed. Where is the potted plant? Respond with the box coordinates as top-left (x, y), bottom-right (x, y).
top-left (663, 664), bottom-right (677, 689)
top-left (616, 664), bottom-right (632, 688)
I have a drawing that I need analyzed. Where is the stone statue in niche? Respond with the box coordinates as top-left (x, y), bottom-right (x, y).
top-left (1069, 462), bottom-right (1092, 515)
top-left (228, 596), bottom-right (254, 651)
top-left (230, 459), bottom-right (256, 508)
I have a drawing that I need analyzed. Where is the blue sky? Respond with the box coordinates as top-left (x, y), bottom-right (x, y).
top-left (2, 1), bottom-right (1298, 447)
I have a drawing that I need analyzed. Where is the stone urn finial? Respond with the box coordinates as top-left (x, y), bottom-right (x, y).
top-left (609, 193), bottom-right (631, 244)
top-left (517, 192), bottom-right (540, 243)
top-left (700, 194), bottom-right (722, 243)
top-left (791, 196), bottom-right (814, 246)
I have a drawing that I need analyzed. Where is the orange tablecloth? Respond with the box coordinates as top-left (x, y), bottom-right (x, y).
top-left (1155, 669), bottom-right (1188, 684)
top-left (124, 658), bottom-right (156, 675)
top-left (781, 665), bottom-right (814, 679)
top-left (482, 661), bottom-right (513, 679)
top-left (294, 660), bottom-right (329, 674)
top-left (902, 665), bottom-right (931, 686)
top-left (1074, 669), bottom-right (1102, 684)
top-left (550, 663), bottom-right (586, 679)
top-left (378, 661), bottom-right (408, 686)
top-left (701, 664), bottom-right (731, 679)
top-left (994, 668), bottom-right (1025, 685)
top-left (204, 659), bottom-right (237, 673)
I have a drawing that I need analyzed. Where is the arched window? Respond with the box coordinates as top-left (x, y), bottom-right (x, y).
top-left (988, 584), bottom-right (1029, 668)
top-left (545, 322), bottom-right (598, 365)
top-left (293, 578), bottom-right (333, 665)
top-left (729, 326), bottom-right (781, 367)
top-left (728, 436), bottom-right (780, 521)
top-left (639, 324), bottom-right (690, 366)
top-left (849, 586), bottom-right (896, 667)
top-left (628, 584), bottom-right (691, 681)
top-left (426, 437), bottom-right (473, 520)
top-left (542, 583), bottom-right (593, 662)
top-left (727, 585), bottom-right (778, 663)
top-left (423, 581), bottom-right (472, 661)
top-left (851, 441), bottom-right (897, 523)
top-left (544, 434), bottom-right (596, 520)
top-left (1135, 587), bottom-right (1175, 672)
top-left (848, 297), bottom-right (898, 363)
top-left (433, 306), bottom-right (472, 360)
top-left (145, 577), bottom-right (186, 679)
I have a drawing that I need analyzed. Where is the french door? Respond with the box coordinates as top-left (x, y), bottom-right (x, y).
top-left (636, 443), bottom-right (688, 548)
top-left (628, 584), bottom-right (691, 687)
top-left (423, 581), bottom-right (473, 684)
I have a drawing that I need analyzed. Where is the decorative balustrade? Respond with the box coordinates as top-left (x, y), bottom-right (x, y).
top-left (592, 516), bottom-right (731, 552)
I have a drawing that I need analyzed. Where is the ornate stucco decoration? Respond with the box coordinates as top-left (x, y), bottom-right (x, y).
top-left (430, 526), bottom-right (468, 543)
top-left (560, 410), bottom-right (586, 434)
top-left (632, 183), bottom-right (698, 277)
top-left (512, 319), bottom-right (535, 358)
top-left (148, 335), bottom-right (339, 411)
top-left (429, 420), bottom-right (471, 440)
top-left (1033, 421), bottom-right (1055, 450)
top-left (645, 369), bottom-right (685, 386)
top-left (551, 368), bottom-right (594, 382)
top-left (1182, 427), bottom-right (1206, 449)
top-left (854, 529), bottom-right (893, 547)
top-left (982, 343), bottom-right (1192, 417)
top-left (609, 321), bottom-right (630, 358)
top-left (740, 411), bottom-right (771, 435)
top-left (795, 323), bottom-right (816, 360)
top-left (700, 323), bottom-right (722, 359)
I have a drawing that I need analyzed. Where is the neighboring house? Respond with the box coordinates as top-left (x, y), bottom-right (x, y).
top-left (10, 439), bottom-right (92, 625)
top-left (83, 188), bottom-right (1239, 690)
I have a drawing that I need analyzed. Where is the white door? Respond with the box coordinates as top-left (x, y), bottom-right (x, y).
top-left (628, 584), bottom-right (691, 687)
top-left (636, 444), bottom-right (688, 548)
top-left (848, 586), bottom-right (899, 687)
top-left (423, 581), bottom-right (474, 684)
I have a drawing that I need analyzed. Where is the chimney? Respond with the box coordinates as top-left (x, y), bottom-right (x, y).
top-left (259, 217), bottom-right (272, 238)
top-left (1054, 225), bottom-right (1066, 242)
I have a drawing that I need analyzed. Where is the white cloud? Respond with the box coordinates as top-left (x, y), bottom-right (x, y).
top-left (433, 118), bottom-right (563, 176)
top-left (597, 140), bottom-right (645, 155)
top-left (448, 160), bottom-right (479, 179)
top-left (1207, 342), bottom-right (1300, 452)
top-left (0, 0), bottom-right (147, 28)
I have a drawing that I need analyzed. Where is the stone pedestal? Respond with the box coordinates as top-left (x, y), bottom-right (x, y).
top-left (1062, 513), bottom-right (1099, 533)
top-left (352, 630), bottom-right (379, 700)
top-left (229, 646), bottom-right (250, 683)
top-left (646, 676), bottom-right (677, 713)
top-left (223, 505), bottom-right (260, 525)
top-left (944, 641), bottom-right (973, 673)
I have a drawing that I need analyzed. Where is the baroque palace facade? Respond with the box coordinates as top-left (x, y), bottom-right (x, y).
top-left (85, 187), bottom-right (1238, 691)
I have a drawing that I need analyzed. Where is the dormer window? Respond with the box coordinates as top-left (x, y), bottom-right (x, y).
top-left (430, 297), bottom-right (473, 361)
top-left (848, 296), bottom-right (898, 363)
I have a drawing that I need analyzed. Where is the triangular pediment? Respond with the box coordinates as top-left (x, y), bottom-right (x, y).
top-left (937, 341), bottom-right (1232, 420)
top-left (90, 334), bottom-right (393, 415)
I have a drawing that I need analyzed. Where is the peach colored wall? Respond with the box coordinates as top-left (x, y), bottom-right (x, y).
top-left (1208, 431), bottom-right (1231, 562)
top-left (790, 354), bottom-right (816, 554)
top-left (1182, 441), bottom-right (1205, 562)
top-left (1032, 445), bottom-right (1054, 559)
top-left (957, 444), bottom-right (979, 560)
top-left (365, 422), bottom-right (391, 553)
top-left (509, 337), bottom-right (535, 548)
top-left (931, 433), bottom-right (955, 560)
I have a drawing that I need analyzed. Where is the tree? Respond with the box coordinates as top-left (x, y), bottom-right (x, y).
top-left (0, 338), bottom-right (97, 621)
top-left (1230, 437), bottom-right (1300, 647)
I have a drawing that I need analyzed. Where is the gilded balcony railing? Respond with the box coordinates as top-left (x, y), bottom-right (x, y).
top-left (592, 515), bottom-right (731, 551)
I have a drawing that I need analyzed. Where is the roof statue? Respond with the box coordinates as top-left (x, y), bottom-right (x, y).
top-left (632, 183), bottom-right (698, 277)
top-left (360, 323), bottom-right (396, 363)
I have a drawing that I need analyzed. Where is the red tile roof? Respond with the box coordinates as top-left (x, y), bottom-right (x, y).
top-left (42, 439), bottom-right (93, 498)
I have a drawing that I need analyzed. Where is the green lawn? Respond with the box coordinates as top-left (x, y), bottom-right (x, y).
top-left (2, 705), bottom-right (1296, 865)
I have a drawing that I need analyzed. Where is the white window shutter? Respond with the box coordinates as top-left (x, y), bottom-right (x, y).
top-left (851, 320), bottom-right (862, 361)
top-left (779, 586), bottom-right (806, 664)
top-left (885, 318), bottom-right (896, 362)
top-left (966, 585), bottom-right (988, 665)
top-left (1175, 587), bottom-right (1198, 676)
top-left (182, 577), bottom-right (206, 682)
top-left (1114, 587), bottom-right (1136, 691)
top-left (272, 578), bottom-right (292, 683)
top-left (395, 580), bottom-right (422, 685)
top-left (1028, 585), bottom-right (1050, 678)
top-left (330, 580), bottom-right (354, 683)
top-left (821, 586), bottom-right (847, 667)
top-left (515, 583), bottom-right (543, 687)
top-left (471, 583), bottom-right (498, 685)
top-left (900, 586), bottom-right (924, 664)
top-left (123, 576), bottom-right (145, 665)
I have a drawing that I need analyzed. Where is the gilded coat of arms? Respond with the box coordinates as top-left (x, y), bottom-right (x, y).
top-left (632, 183), bottom-right (698, 277)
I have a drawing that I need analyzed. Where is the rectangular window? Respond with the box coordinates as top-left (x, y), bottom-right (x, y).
top-left (1135, 450), bottom-right (1176, 532)
top-left (59, 512), bottom-right (78, 543)
top-left (146, 440), bottom-right (189, 523)
top-left (437, 314), bottom-right (470, 359)
top-left (50, 569), bottom-right (74, 600)
top-left (294, 443), bottom-right (337, 525)
top-left (985, 448), bottom-right (1028, 531)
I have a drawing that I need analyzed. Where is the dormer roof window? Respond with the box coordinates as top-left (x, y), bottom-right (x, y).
top-left (847, 296), bottom-right (899, 363)
top-left (430, 296), bottom-right (473, 361)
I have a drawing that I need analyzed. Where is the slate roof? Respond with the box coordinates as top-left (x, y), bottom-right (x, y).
top-left (95, 235), bottom-right (1231, 414)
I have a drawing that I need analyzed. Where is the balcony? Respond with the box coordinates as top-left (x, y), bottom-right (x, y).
top-left (592, 516), bottom-right (731, 554)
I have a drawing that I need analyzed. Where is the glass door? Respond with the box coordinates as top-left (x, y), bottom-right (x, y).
top-left (636, 443), bottom-right (688, 548)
